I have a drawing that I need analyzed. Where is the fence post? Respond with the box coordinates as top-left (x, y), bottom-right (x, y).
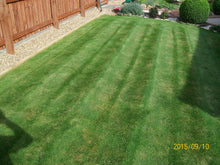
top-left (80, 0), bottom-right (85, 17)
top-left (0, 0), bottom-right (15, 54)
top-left (50, 0), bottom-right (59, 29)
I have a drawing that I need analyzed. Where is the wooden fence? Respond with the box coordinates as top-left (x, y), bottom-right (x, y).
top-left (0, 0), bottom-right (109, 54)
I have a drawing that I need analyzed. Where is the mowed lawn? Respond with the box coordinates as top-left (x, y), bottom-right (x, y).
top-left (0, 16), bottom-right (220, 164)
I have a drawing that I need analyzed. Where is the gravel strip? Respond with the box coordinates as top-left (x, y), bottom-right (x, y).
top-left (0, 7), bottom-right (115, 76)
top-left (108, 0), bottom-right (124, 5)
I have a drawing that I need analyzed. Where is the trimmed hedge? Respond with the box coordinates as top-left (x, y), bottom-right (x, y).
top-left (213, 0), bottom-right (220, 15)
top-left (179, 0), bottom-right (210, 23)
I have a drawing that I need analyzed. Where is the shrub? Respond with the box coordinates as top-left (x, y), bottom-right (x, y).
top-left (149, 7), bottom-right (158, 18)
top-left (179, 0), bottom-right (210, 23)
top-left (213, 0), bottom-right (220, 14)
top-left (161, 10), bottom-right (169, 19)
top-left (121, 3), bottom-right (143, 15)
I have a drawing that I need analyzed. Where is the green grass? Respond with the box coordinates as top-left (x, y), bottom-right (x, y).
top-left (0, 16), bottom-right (220, 164)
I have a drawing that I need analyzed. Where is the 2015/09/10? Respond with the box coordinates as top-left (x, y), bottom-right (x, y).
top-left (173, 143), bottom-right (209, 150)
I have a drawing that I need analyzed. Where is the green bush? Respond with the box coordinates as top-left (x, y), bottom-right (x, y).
top-left (149, 7), bottom-right (158, 18)
top-left (179, 0), bottom-right (210, 23)
top-left (213, 0), bottom-right (220, 14)
top-left (121, 3), bottom-right (143, 15)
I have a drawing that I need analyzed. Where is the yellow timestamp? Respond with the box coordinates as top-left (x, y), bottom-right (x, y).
top-left (173, 143), bottom-right (209, 150)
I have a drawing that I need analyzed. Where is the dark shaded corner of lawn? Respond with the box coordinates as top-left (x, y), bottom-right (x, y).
top-left (179, 28), bottom-right (220, 117)
top-left (0, 109), bottom-right (33, 165)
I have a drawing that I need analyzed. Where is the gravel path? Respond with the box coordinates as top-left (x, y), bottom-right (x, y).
top-left (0, 6), bottom-right (115, 76)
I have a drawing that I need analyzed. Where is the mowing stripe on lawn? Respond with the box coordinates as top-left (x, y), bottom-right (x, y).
top-left (110, 24), bottom-right (163, 165)
top-left (0, 18), bottom-right (116, 106)
top-left (91, 25), bottom-right (161, 164)
top-left (12, 19), bottom-right (140, 163)
top-left (68, 22), bottom-right (162, 163)
top-left (28, 19), bottom-right (137, 122)
top-left (10, 20), bottom-right (125, 112)
top-left (128, 24), bottom-right (174, 164)
top-left (38, 18), bottom-right (144, 163)
top-left (23, 17), bottom-right (136, 115)
top-left (71, 23), bottom-right (161, 164)
top-left (38, 19), bottom-right (156, 164)
top-left (167, 26), bottom-right (199, 164)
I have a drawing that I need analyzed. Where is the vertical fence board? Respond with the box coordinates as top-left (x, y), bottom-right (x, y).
top-left (50, 0), bottom-right (59, 29)
top-left (56, 0), bottom-right (80, 20)
top-left (80, 0), bottom-right (85, 17)
top-left (0, 0), bottom-right (14, 54)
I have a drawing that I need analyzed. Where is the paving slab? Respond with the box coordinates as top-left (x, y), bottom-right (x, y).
top-left (207, 18), bottom-right (220, 25)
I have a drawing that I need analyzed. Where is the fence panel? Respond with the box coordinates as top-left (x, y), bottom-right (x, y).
top-left (7, 0), bottom-right (53, 41)
top-left (85, 0), bottom-right (96, 9)
top-left (0, 25), bottom-right (4, 46)
top-left (56, 0), bottom-right (80, 20)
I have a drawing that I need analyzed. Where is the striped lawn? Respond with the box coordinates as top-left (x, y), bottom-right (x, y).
top-left (0, 16), bottom-right (219, 164)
